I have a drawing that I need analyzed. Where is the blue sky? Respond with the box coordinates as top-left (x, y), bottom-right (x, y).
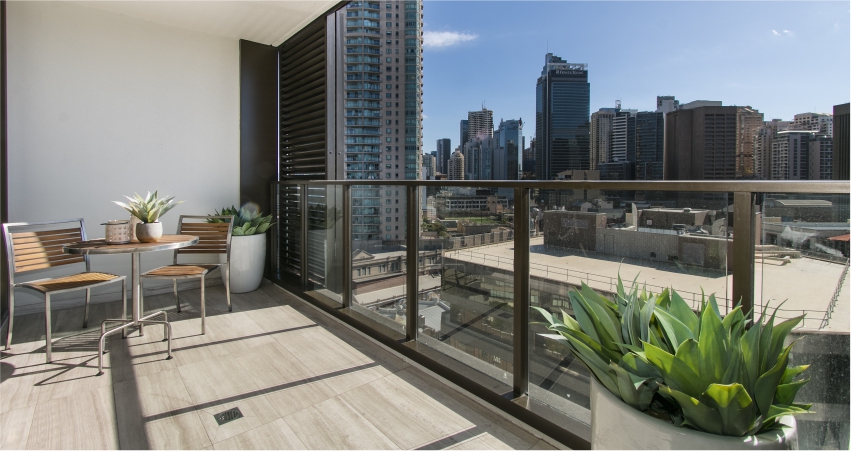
top-left (420, 1), bottom-right (850, 153)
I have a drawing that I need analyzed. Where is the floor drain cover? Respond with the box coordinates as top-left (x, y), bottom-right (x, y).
top-left (214, 407), bottom-right (244, 425)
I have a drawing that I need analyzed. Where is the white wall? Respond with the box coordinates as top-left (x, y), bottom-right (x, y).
top-left (7, 2), bottom-right (240, 313)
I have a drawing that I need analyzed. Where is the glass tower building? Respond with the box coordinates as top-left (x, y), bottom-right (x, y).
top-left (342, 0), bottom-right (423, 247)
top-left (535, 53), bottom-right (590, 181)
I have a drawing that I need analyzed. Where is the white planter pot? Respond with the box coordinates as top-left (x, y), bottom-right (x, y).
top-left (135, 222), bottom-right (163, 243)
top-left (590, 379), bottom-right (798, 450)
top-left (222, 233), bottom-right (266, 293)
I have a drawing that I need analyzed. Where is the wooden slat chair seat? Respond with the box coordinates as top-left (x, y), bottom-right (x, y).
top-left (140, 215), bottom-right (233, 334)
top-left (143, 265), bottom-right (219, 278)
top-left (3, 219), bottom-right (127, 363)
top-left (21, 272), bottom-right (122, 293)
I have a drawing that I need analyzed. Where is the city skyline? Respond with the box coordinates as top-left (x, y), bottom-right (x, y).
top-left (420, 1), bottom-right (849, 154)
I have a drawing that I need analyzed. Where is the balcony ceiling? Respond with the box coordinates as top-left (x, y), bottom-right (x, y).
top-left (73, 1), bottom-right (340, 46)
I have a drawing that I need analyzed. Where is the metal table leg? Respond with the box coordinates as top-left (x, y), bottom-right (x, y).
top-left (95, 252), bottom-right (173, 376)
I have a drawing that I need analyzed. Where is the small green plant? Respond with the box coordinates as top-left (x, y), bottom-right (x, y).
top-left (114, 191), bottom-right (184, 223)
top-left (209, 206), bottom-right (274, 236)
top-left (534, 277), bottom-right (810, 437)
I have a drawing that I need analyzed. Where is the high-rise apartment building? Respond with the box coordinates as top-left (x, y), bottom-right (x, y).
top-left (833, 103), bottom-right (849, 180)
top-left (770, 131), bottom-right (812, 180)
top-left (590, 108), bottom-right (617, 169)
top-left (753, 119), bottom-right (793, 179)
top-left (793, 112), bottom-right (833, 136)
top-left (635, 111), bottom-right (664, 180)
top-left (342, 0), bottom-right (423, 245)
top-left (466, 108), bottom-right (494, 142)
top-left (535, 53), bottom-right (590, 180)
top-left (611, 109), bottom-right (637, 162)
top-left (447, 149), bottom-right (465, 180)
top-left (436, 138), bottom-right (451, 174)
top-left (736, 107), bottom-right (764, 178)
top-left (422, 153), bottom-right (436, 179)
top-left (495, 119), bottom-right (523, 180)
top-left (664, 105), bottom-right (737, 180)
top-left (808, 134), bottom-right (833, 180)
top-left (462, 136), bottom-right (498, 181)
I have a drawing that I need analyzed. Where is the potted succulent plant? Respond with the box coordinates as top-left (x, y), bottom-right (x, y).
top-left (534, 278), bottom-right (809, 450)
top-left (113, 191), bottom-right (184, 243)
top-left (208, 206), bottom-right (274, 293)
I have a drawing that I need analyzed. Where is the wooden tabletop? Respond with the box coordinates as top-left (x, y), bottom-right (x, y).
top-left (63, 235), bottom-right (199, 255)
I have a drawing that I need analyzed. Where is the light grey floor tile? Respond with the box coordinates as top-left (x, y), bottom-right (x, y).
top-left (1, 404), bottom-right (35, 450)
top-left (234, 341), bottom-right (314, 390)
top-left (264, 377), bottom-right (338, 418)
top-left (283, 396), bottom-right (399, 449)
top-left (212, 418), bottom-right (306, 450)
top-left (340, 375), bottom-right (471, 449)
top-left (113, 368), bottom-right (211, 450)
top-left (177, 356), bottom-right (259, 406)
top-left (27, 385), bottom-right (118, 449)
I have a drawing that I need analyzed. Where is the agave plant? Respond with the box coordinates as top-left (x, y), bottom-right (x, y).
top-left (113, 191), bottom-right (184, 223)
top-left (534, 277), bottom-right (811, 437)
top-left (208, 206), bottom-right (274, 236)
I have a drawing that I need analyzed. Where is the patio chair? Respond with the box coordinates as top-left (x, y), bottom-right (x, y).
top-left (139, 215), bottom-right (233, 334)
top-left (3, 219), bottom-right (126, 363)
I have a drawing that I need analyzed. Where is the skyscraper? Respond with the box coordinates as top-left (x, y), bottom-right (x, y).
top-left (448, 149), bottom-right (465, 180)
top-left (793, 112), bottom-right (833, 136)
top-left (436, 138), bottom-right (451, 174)
top-left (342, 0), bottom-right (423, 245)
top-left (771, 131), bottom-right (811, 180)
top-left (635, 111), bottom-right (664, 180)
top-left (459, 119), bottom-right (469, 149)
top-left (664, 105), bottom-right (737, 180)
top-left (753, 119), bottom-right (793, 180)
top-left (611, 109), bottom-right (637, 162)
top-left (590, 108), bottom-right (617, 169)
top-left (736, 107), bottom-right (764, 178)
top-left (808, 134), bottom-right (833, 180)
top-left (467, 108), bottom-right (494, 142)
top-left (495, 119), bottom-right (523, 180)
top-left (535, 53), bottom-right (590, 181)
top-left (834, 103), bottom-right (849, 180)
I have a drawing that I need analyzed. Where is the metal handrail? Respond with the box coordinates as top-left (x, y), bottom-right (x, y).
top-left (821, 258), bottom-right (850, 330)
top-left (274, 179), bottom-right (848, 194)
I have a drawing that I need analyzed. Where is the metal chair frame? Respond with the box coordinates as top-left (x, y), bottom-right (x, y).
top-left (139, 215), bottom-right (233, 334)
top-left (3, 218), bottom-right (126, 362)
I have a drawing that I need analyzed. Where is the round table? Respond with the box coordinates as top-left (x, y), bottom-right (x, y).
top-left (64, 234), bottom-right (198, 374)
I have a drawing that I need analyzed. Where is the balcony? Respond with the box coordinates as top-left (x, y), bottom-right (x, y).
top-left (2, 1), bottom-right (849, 450)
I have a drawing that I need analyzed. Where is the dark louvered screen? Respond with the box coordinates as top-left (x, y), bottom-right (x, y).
top-left (278, 13), bottom-right (336, 283)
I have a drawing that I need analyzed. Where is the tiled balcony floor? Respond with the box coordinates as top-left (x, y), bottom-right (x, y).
top-left (1, 281), bottom-right (560, 450)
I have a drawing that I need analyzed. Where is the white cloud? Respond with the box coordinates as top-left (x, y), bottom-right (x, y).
top-left (423, 31), bottom-right (478, 48)
top-left (422, 114), bottom-right (429, 120)
top-left (772, 29), bottom-right (794, 37)
top-left (772, 30), bottom-right (781, 36)
top-left (783, 29), bottom-right (794, 36)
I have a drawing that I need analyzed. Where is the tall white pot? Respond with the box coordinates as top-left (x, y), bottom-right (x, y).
top-left (221, 233), bottom-right (266, 293)
top-left (590, 379), bottom-right (798, 450)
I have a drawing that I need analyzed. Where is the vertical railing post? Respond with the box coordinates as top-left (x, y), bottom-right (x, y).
top-left (513, 187), bottom-right (530, 397)
top-left (406, 184), bottom-right (420, 341)
top-left (299, 183), bottom-right (308, 287)
top-left (732, 191), bottom-right (755, 320)
top-left (270, 183), bottom-right (279, 280)
top-left (342, 184), bottom-right (352, 309)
